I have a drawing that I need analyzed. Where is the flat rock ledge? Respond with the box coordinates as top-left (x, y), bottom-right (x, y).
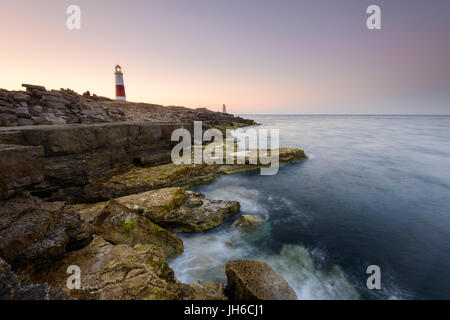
top-left (76, 187), bottom-right (240, 233)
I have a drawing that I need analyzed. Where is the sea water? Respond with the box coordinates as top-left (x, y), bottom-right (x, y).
top-left (170, 115), bottom-right (450, 299)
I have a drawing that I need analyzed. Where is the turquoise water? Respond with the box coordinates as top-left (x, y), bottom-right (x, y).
top-left (171, 115), bottom-right (450, 299)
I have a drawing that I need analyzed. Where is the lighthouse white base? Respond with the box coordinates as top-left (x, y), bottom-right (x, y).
top-left (116, 96), bottom-right (126, 101)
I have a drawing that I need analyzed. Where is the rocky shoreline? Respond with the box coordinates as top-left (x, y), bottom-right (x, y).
top-left (0, 86), bottom-right (306, 300)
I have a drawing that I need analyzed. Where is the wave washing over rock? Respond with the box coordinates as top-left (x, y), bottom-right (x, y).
top-left (170, 219), bottom-right (361, 300)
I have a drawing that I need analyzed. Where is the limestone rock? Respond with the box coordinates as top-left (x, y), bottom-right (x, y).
top-left (0, 193), bottom-right (94, 268)
top-left (0, 257), bottom-right (21, 299)
top-left (17, 118), bottom-right (34, 126)
top-left (87, 148), bottom-right (306, 202)
top-left (22, 84), bottom-right (46, 91)
top-left (0, 106), bottom-right (14, 114)
top-left (32, 105), bottom-right (43, 113)
top-left (1, 86), bottom-right (255, 131)
top-left (15, 106), bottom-right (30, 118)
top-left (225, 260), bottom-right (297, 300)
top-left (166, 191), bottom-right (240, 232)
top-left (93, 200), bottom-right (184, 258)
top-left (0, 122), bottom-right (193, 202)
top-left (116, 188), bottom-right (240, 233)
top-left (77, 188), bottom-right (240, 234)
top-left (24, 236), bottom-right (180, 300)
top-left (177, 280), bottom-right (227, 300)
top-left (115, 187), bottom-right (187, 221)
top-left (13, 92), bottom-right (30, 102)
top-left (0, 114), bottom-right (18, 126)
top-left (232, 215), bottom-right (264, 231)
top-left (0, 144), bottom-right (44, 199)
top-left (0, 257), bottom-right (66, 300)
top-left (74, 201), bottom-right (108, 223)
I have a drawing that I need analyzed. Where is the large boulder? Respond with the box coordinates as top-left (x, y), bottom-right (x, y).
top-left (0, 193), bottom-right (94, 268)
top-left (93, 200), bottom-right (184, 258)
top-left (232, 215), bottom-right (264, 231)
top-left (0, 144), bottom-right (44, 199)
top-left (24, 236), bottom-right (181, 300)
top-left (117, 188), bottom-right (240, 233)
top-left (225, 260), bottom-right (297, 300)
top-left (166, 191), bottom-right (240, 232)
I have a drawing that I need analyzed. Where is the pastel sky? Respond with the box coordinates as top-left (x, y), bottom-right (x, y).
top-left (1, 0), bottom-right (449, 114)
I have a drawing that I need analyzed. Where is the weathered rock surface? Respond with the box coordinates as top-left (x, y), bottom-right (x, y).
top-left (232, 215), bottom-right (265, 231)
top-left (0, 122), bottom-right (193, 202)
top-left (93, 200), bottom-right (184, 258)
top-left (0, 85), bottom-right (255, 128)
top-left (225, 260), bottom-right (297, 300)
top-left (85, 148), bottom-right (306, 201)
top-left (0, 144), bottom-right (44, 199)
top-left (116, 188), bottom-right (187, 222)
top-left (0, 193), bottom-right (94, 268)
top-left (177, 280), bottom-right (227, 300)
top-left (164, 191), bottom-right (240, 233)
top-left (77, 188), bottom-right (240, 233)
top-left (24, 236), bottom-right (180, 300)
top-left (0, 257), bottom-right (66, 300)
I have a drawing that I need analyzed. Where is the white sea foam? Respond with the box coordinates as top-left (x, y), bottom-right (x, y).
top-left (170, 230), bottom-right (361, 300)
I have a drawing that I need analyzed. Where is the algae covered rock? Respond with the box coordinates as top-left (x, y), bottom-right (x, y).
top-left (89, 188), bottom-right (240, 233)
top-left (93, 200), bottom-right (184, 258)
top-left (225, 260), bottom-right (297, 300)
top-left (148, 190), bottom-right (240, 233)
top-left (77, 188), bottom-right (239, 233)
top-left (24, 236), bottom-right (179, 300)
top-left (115, 187), bottom-right (187, 221)
top-left (83, 147), bottom-right (306, 201)
top-left (85, 162), bottom-right (219, 200)
top-left (232, 214), bottom-right (264, 231)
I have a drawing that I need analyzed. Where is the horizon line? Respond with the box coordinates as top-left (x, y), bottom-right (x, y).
top-left (235, 113), bottom-right (450, 116)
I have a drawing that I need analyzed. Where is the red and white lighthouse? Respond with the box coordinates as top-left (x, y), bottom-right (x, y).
top-left (115, 65), bottom-right (126, 101)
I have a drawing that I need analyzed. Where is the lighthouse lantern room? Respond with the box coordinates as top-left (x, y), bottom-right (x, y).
top-left (115, 65), bottom-right (126, 101)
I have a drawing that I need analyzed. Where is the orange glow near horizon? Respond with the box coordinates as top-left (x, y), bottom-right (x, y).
top-left (1, 1), bottom-right (449, 114)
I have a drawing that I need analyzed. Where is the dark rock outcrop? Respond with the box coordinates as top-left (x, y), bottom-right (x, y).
top-left (0, 193), bottom-right (94, 268)
top-left (225, 260), bottom-right (297, 300)
top-left (0, 122), bottom-right (194, 202)
top-left (0, 257), bottom-right (67, 300)
top-left (0, 144), bottom-right (44, 199)
top-left (0, 84), bottom-right (255, 128)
